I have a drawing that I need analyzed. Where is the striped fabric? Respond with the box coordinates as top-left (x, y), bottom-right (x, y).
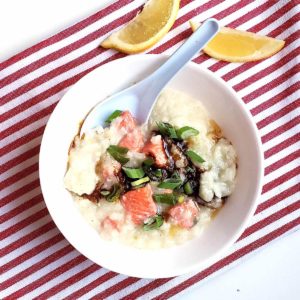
top-left (0, 0), bottom-right (299, 298)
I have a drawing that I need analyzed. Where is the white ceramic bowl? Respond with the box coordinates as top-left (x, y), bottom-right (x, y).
top-left (39, 54), bottom-right (263, 278)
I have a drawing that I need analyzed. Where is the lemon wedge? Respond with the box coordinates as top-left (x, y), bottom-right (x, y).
top-left (101, 0), bottom-right (180, 54)
top-left (190, 21), bottom-right (285, 62)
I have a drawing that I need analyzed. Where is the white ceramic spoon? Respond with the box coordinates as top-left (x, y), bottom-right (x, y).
top-left (80, 18), bottom-right (219, 135)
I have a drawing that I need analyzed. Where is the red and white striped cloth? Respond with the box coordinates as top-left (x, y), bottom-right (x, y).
top-left (0, 0), bottom-right (299, 298)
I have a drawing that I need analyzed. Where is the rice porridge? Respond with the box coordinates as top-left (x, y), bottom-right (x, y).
top-left (64, 89), bottom-right (237, 249)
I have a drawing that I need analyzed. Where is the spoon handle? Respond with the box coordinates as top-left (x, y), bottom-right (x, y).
top-left (137, 18), bottom-right (219, 120)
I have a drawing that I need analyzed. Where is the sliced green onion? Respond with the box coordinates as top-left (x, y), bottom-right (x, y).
top-left (157, 122), bottom-right (178, 139)
top-left (105, 110), bottom-right (122, 125)
top-left (171, 171), bottom-right (181, 179)
top-left (108, 145), bottom-right (128, 154)
top-left (100, 190), bottom-right (110, 196)
top-left (105, 184), bottom-right (121, 202)
top-left (153, 194), bottom-right (177, 205)
top-left (158, 178), bottom-right (182, 190)
top-left (143, 157), bottom-right (155, 166)
top-left (143, 215), bottom-right (164, 231)
top-left (131, 176), bottom-right (150, 187)
top-left (186, 150), bottom-right (205, 164)
top-left (107, 145), bottom-right (129, 164)
top-left (122, 167), bottom-right (145, 179)
top-left (177, 126), bottom-right (199, 139)
top-left (183, 182), bottom-right (193, 195)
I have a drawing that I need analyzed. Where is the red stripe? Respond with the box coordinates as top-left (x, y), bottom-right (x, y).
top-left (0, 194), bottom-right (43, 224)
top-left (265, 133), bottom-right (300, 159)
top-left (251, 81), bottom-right (300, 116)
top-left (0, 0), bottom-right (219, 120)
top-left (64, 271), bottom-right (118, 300)
top-left (0, 233), bottom-right (64, 274)
top-left (152, 217), bottom-right (300, 300)
top-left (242, 59), bottom-right (299, 104)
top-left (0, 163), bottom-right (38, 191)
top-left (256, 184), bottom-right (300, 214)
top-left (0, 126), bottom-right (44, 158)
top-left (7, 255), bottom-right (90, 299)
top-left (0, 0), bottom-right (131, 70)
top-left (0, 178), bottom-right (40, 208)
top-left (0, 145), bottom-right (40, 174)
top-left (0, 6), bottom-right (141, 91)
top-left (261, 116), bottom-right (300, 144)
top-left (0, 208), bottom-right (48, 240)
top-left (0, 0), bottom-right (192, 98)
top-left (265, 149), bottom-right (300, 176)
top-left (262, 166), bottom-right (300, 194)
top-left (257, 99), bottom-right (300, 129)
top-left (239, 200), bottom-right (300, 240)
top-left (34, 264), bottom-right (101, 299)
top-left (0, 221), bottom-right (56, 257)
top-left (91, 277), bottom-right (141, 300)
top-left (1, 245), bottom-right (75, 292)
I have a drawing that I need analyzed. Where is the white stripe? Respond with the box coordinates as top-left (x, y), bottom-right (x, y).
top-left (265, 141), bottom-right (300, 168)
top-left (252, 87), bottom-right (299, 122)
top-left (0, 227), bottom-right (59, 270)
top-left (1, 249), bottom-right (79, 297)
top-left (23, 259), bottom-right (95, 299)
top-left (0, 171), bottom-right (39, 198)
top-left (262, 124), bottom-right (300, 151)
top-left (259, 109), bottom-right (300, 137)
top-left (250, 191), bottom-right (300, 226)
top-left (260, 176), bottom-right (299, 204)
top-left (0, 154), bottom-right (39, 182)
top-left (0, 0), bottom-right (145, 81)
top-left (0, 136), bottom-right (42, 164)
top-left (0, 214), bottom-right (51, 245)
top-left (1, 201), bottom-right (45, 231)
top-left (1, 186), bottom-right (41, 215)
top-left (0, 238), bottom-right (69, 282)
top-left (0, 115), bottom-right (48, 149)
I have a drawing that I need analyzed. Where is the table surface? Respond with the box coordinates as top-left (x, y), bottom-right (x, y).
top-left (1, 1), bottom-right (299, 299)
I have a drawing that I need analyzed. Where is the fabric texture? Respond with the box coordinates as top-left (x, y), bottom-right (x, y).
top-left (0, 0), bottom-right (299, 298)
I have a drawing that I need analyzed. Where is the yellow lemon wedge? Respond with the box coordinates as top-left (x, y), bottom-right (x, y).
top-left (190, 20), bottom-right (285, 62)
top-left (101, 0), bottom-right (180, 54)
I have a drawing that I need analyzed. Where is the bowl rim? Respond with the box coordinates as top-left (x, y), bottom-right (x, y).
top-left (39, 53), bottom-right (264, 278)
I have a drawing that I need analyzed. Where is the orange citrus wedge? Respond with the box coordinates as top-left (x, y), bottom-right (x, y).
top-left (190, 21), bottom-right (285, 62)
top-left (101, 0), bottom-right (180, 54)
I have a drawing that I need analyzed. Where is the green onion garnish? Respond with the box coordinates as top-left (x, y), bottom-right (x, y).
top-left (153, 194), bottom-right (177, 205)
top-left (183, 182), bottom-right (193, 195)
top-left (158, 178), bottom-right (182, 190)
top-left (104, 184), bottom-right (122, 202)
top-left (122, 167), bottom-right (145, 179)
top-left (177, 126), bottom-right (199, 139)
top-left (143, 157), bottom-right (155, 166)
top-left (105, 110), bottom-right (122, 125)
top-left (131, 176), bottom-right (150, 187)
top-left (107, 145), bottom-right (129, 164)
top-left (157, 122), bottom-right (178, 139)
top-left (143, 215), bottom-right (164, 231)
top-left (186, 150), bottom-right (205, 164)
